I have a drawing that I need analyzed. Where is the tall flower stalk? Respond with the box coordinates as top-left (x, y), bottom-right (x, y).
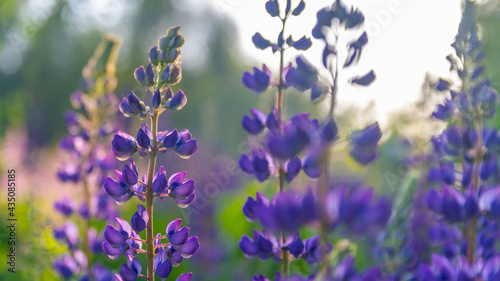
top-left (239, 0), bottom-right (314, 278)
top-left (53, 35), bottom-right (122, 281)
top-left (103, 26), bottom-right (199, 281)
top-left (416, 1), bottom-right (500, 279)
top-left (304, 0), bottom-right (379, 275)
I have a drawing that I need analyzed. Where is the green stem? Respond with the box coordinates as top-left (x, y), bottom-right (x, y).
top-left (277, 16), bottom-right (289, 278)
top-left (277, 17), bottom-right (286, 193)
top-left (282, 245), bottom-right (289, 278)
top-left (466, 116), bottom-right (483, 264)
top-left (146, 112), bottom-right (159, 280)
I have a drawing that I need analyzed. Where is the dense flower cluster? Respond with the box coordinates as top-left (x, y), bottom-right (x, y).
top-left (238, 0), bottom-right (390, 279)
top-left (417, 0), bottom-right (500, 277)
top-left (102, 26), bottom-right (199, 281)
top-left (375, 1), bottom-right (500, 280)
top-left (53, 36), bottom-right (121, 280)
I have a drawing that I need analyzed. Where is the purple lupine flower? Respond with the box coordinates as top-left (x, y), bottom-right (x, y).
top-left (90, 262), bottom-right (115, 281)
top-left (59, 135), bottom-right (88, 155)
top-left (54, 222), bottom-right (80, 250)
top-left (302, 151), bottom-right (322, 179)
top-left (242, 192), bottom-right (270, 221)
top-left (160, 128), bottom-right (180, 149)
top-left (242, 65), bottom-right (273, 94)
top-left (137, 123), bottom-right (153, 150)
top-left (252, 33), bottom-right (272, 50)
top-left (239, 149), bottom-right (274, 182)
top-left (156, 171), bottom-right (196, 207)
top-left (331, 255), bottom-right (384, 281)
top-left (152, 166), bottom-right (168, 194)
top-left (302, 236), bottom-right (333, 265)
top-left (349, 122), bottom-right (382, 165)
top-left (173, 129), bottom-right (198, 158)
top-left (442, 126), bottom-right (463, 156)
top-left (285, 157), bottom-right (302, 182)
top-left (242, 108), bottom-right (267, 135)
top-left (482, 256), bottom-right (500, 280)
top-left (285, 56), bottom-right (318, 91)
top-left (165, 90), bottom-right (187, 110)
top-left (479, 187), bottom-right (500, 219)
top-left (131, 204), bottom-right (149, 233)
top-left (111, 130), bottom-right (138, 160)
top-left (417, 254), bottom-right (457, 281)
top-left (239, 230), bottom-right (274, 260)
top-left (176, 273), bottom-right (193, 281)
top-left (432, 99), bottom-right (455, 120)
top-left (120, 91), bottom-right (145, 117)
top-left (134, 66), bottom-right (148, 86)
top-left (103, 159), bottom-right (138, 200)
top-left (258, 190), bottom-right (316, 234)
top-left (426, 185), bottom-right (468, 223)
top-left (329, 186), bottom-right (391, 235)
top-left (104, 217), bottom-right (132, 248)
top-left (116, 254), bottom-right (142, 281)
top-left (154, 249), bottom-right (173, 280)
top-left (57, 163), bottom-right (80, 183)
top-left (267, 113), bottom-right (319, 160)
top-left (165, 219), bottom-right (200, 258)
top-left (53, 255), bottom-right (80, 280)
top-left (54, 196), bottom-right (77, 217)
top-left (265, 107), bottom-right (280, 132)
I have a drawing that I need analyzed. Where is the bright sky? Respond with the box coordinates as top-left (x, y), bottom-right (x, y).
top-left (1, 0), bottom-right (464, 126)
top-left (207, 0), bottom-right (463, 125)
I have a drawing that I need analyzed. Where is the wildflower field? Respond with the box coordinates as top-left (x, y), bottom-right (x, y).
top-left (2, 0), bottom-right (500, 280)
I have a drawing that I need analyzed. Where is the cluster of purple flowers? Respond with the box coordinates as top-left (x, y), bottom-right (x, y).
top-left (418, 0), bottom-right (500, 277)
top-left (102, 26), bottom-right (199, 281)
top-left (53, 36), bottom-right (121, 281)
top-left (238, 0), bottom-right (391, 280)
top-left (375, 1), bottom-right (500, 280)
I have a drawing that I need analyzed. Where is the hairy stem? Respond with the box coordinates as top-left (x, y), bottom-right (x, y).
top-left (146, 112), bottom-right (159, 280)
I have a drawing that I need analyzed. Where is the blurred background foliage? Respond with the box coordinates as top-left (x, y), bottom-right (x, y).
top-left (1, 0), bottom-right (500, 280)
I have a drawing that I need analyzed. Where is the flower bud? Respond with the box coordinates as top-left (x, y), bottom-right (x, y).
top-left (160, 65), bottom-right (171, 84)
top-left (152, 89), bottom-right (161, 109)
top-left (111, 131), bottom-right (138, 160)
top-left (158, 35), bottom-right (169, 50)
top-left (167, 48), bottom-right (180, 63)
top-left (165, 90), bottom-right (187, 110)
top-left (167, 63), bottom-right (182, 85)
top-left (169, 35), bottom-right (185, 49)
top-left (149, 46), bottom-right (159, 66)
top-left (145, 63), bottom-right (155, 85)
top-left (166, 25), bottom-right (181, 39)
top-left (136, 123), bottom-right (152, 150)
top-left (161, 129), bottom-right (179, 149)
top-left (134, 66), bottom-right (147, 85)
top-left (127, 91), bottom-right (144, 114)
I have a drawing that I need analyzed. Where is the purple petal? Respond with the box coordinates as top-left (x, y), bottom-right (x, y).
top-left (155, 259), bottom-right (172, 279)
top-left (103, 177), bottom-right (128, 199)
top-left (239, 235), bottom-right (258, 257)
top-left (176, 273), bottom-right (192, 281)
top-left (176, 139), bottom-right (198, 158)
top-left (178, 236), bottom-right (200, 258)
top-left (168, 226), bottom-right (189, 246)
top-left (173, 179), bottom-right (195, 199)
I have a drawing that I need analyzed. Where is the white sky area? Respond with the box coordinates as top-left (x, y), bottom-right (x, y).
top-left (206, 0), bottom-right (464, 125)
